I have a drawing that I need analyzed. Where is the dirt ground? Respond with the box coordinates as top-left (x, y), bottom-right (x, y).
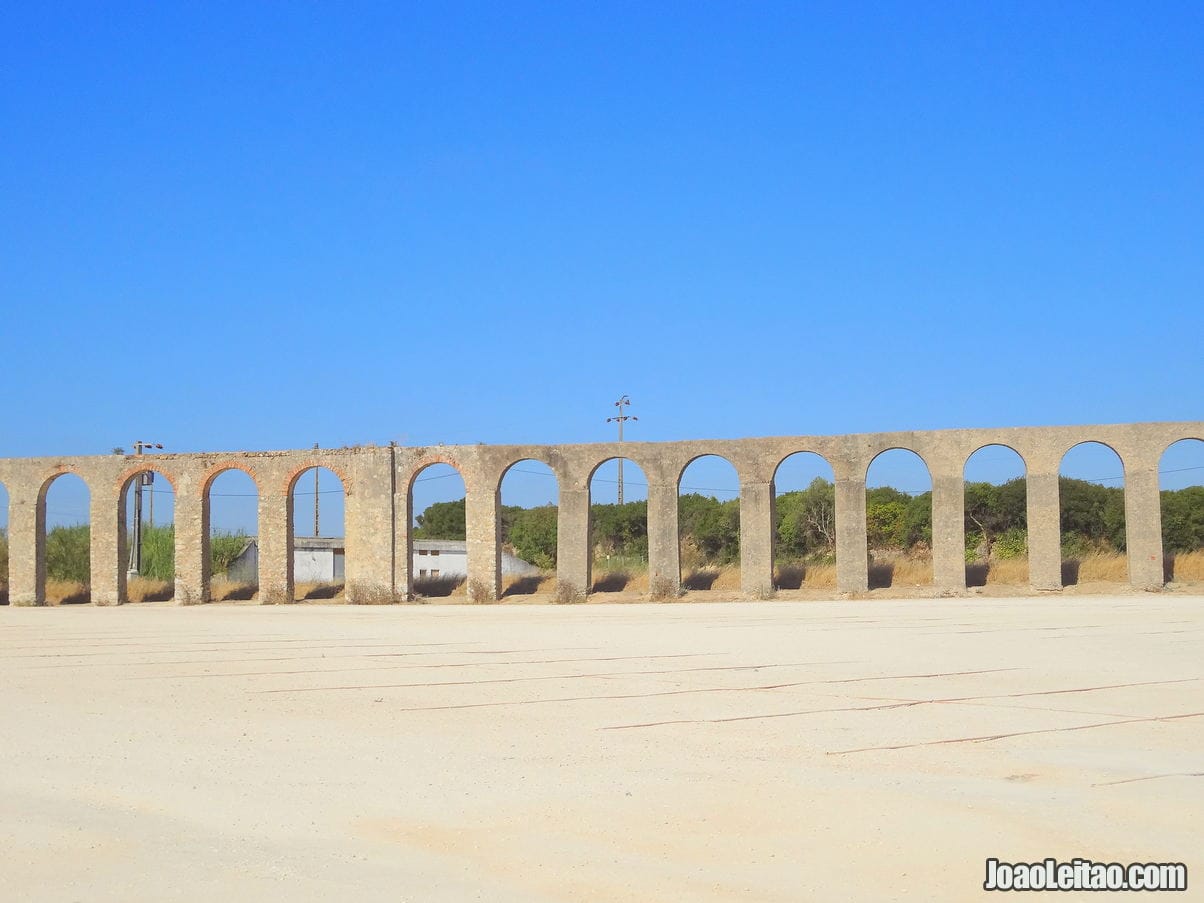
top-left (1, 596), bottom-right (1201, 902)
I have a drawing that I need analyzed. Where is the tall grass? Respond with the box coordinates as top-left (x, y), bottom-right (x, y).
top-left (138, 525), bottom-right (175, 581)
top-left (210, 530), bottom-right (249, 575)
top-left (47, 525), bottom-right (90, 583)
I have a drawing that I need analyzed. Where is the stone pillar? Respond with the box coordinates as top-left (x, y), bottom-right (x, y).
top-left (1124, 452), bottom-right (1164, 590)
top-left (394, 478), bottom-right (413, 600)
top-left (258, 487), bottom-right (293, 603)
top-left (646, 481), bottom-right (680, 596)
top-left (1026, 469), bottom-right (1062, 590)
top-left (90, 483), bottom-right (122, 606)
top-left (556, 487), bottom-right (591, 593)
top-left (173, 476), bottom-right (206, 604)
top-left (344, 451), bottom-right (397, 602)
top-left (8, 483), bottom-right (42, 605)
top-left (835, 469), bottom-right (868, 593)
top-left (466, 485), bottom-right (501, 601)
top-left (740, 481), bottom-right (775, 596)
top-left (931, 467), bottom-right (966, 593)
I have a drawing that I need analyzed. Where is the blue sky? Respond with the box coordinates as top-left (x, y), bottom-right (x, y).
top-left (2, 2), bottom-right (1201, 530)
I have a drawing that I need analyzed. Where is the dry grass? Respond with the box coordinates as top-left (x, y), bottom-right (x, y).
top-left (502, 573), bottom-right (555, 597)
top-left (591, 569), bottom-right (649, 594)
top-left (1073, 553), bottom-right (1128, 584)
top-left (209, 581), bottom-right (258, 602)
top-left (681, 565), bottom-right (740, 592)
top-left (126, 577), bottom-right (174, 603)
top-left (983, 558), bottom-right (1029, 585)
top-left (413, 575), bottom-right (466, 598)
top-left (802, 563), bottom-right (836, 589)
top-left (1168, 550), bottom-right (1204, 582)
top-left (294, 582), bottom-right (345, 601)
top-left (45, 579), bottom-right (90, 605)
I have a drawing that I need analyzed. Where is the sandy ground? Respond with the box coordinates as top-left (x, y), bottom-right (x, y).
top-left (1, 597), bottom-right (1201, 902)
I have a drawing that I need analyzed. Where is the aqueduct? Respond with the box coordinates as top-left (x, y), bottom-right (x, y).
top-left (1, 421), bottom-right (1200, 605)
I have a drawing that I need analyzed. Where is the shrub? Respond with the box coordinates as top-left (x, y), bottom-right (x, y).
top-left (552, 580), bottom-right (585, 604)
top-left (346, 580), bottom-right (396, 605)
top-left (649, 575), bottom-right (680, 601)
top-left (994, 528), bottom-right (1027, 560)
top-left (467, 578), bottom-right (496, 604)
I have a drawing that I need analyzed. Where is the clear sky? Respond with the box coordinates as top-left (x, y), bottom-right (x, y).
top-left (2, 2), bottom-right (1201, 529)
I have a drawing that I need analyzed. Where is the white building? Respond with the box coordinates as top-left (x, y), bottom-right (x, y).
top-left (225, 537), bottom-right (539, 584)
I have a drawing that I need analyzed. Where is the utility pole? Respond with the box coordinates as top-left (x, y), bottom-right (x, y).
top-left (127, 441), bottom-right (163, 578)
top-left (607, 395), bottom-right (637, 505)
top-left (313, 443), bottom-right (320, 537)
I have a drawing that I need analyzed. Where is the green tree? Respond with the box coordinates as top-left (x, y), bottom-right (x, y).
top-left (590, 501), bottom-right (648, 559)
top-left (1162, 486), bottom-right (1204, 553)
top-left (1059, 477), bottom-right (1126, 551)
top-left (775, 477), bottom-right (836, 559)
top-left (508, 505), bottom-right (558, 569)
top-left (414, 499), bottom-right (466, 539)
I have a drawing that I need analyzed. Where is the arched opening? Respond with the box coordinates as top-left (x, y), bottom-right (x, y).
top-left (865, 449), bottom-right (933, 589)
top-left (963, 445), bottom-right (1028, 587)
top-left (1159, 438), bottom-right (1204, 584)
top-left (120, 469), bottom-right (175, 602)
top-left (206, 469), bottom-right (259, 601)
top-left (588, 457), bottom-right (648, 593)
top-left (677, 455), bottom-right (740, 592)
top-left (499, 460), bottom-right (558, 597)
top-left (771, 452), bottom-right (836, 590)
top-left (41, 473), bottom-right (92, 604)
top-left (0, 481), bottom-right (9, 605)
top-left (1059, 442), bottom-right (1126, 585)
top-left (410, 463), bottom-right (467, 597)
top-left (290, 466), bottom-right (345, 600)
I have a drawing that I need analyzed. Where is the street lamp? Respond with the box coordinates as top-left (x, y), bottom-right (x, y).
top-left (606, 396), bottom-right (637, 505)
top-left (127, 441), bottom-right (164, 578)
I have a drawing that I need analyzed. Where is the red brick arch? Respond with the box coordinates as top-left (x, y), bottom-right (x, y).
top-left (284, 462), bottom-right (351, 496)
top-left (201, 462), bottom-right (262, 496)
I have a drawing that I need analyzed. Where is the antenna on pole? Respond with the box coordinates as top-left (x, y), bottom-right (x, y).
top-left (606, 395), bottom-right (637, 505)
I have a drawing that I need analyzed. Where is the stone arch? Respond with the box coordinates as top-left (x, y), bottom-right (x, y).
top-left (203, 465), bottom-right (262, 601)
top-left (407, 461), bottom-right (469, 598)
top-left (677, 453), bottom-right (741, 591)
top-left (1158, 437), bottom-right (1204, 583)
top-left (587, 455), bottom-right (649, 593)
top-left (962, 444), bottom-right (1029, 587)
top-left (770, 450), bottom-right (837, 590)
top-left (864, 448), bottom-right (933, 588)
top-left (118, 467), bottom-right (177, 602)
top-left (38, 470), bottom-right (93, 604)
top-left (497, 458), bottom-right (560, 596)
top-left (284, 460), bottom-right (352, 497)
top-left (201, 461), bottom-right (262, 496)
top-left (1058, 441), bottom-right (1127, 585)
top-left (407, 454), bottom-right (475, 494)
top-left (288, 465), bottom-right (347, 600)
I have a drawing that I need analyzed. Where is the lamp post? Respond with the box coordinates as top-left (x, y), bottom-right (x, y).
top-left (127, 441), bottom-right (163, 578)
top-left (606, 396), bottom-right (637, 505)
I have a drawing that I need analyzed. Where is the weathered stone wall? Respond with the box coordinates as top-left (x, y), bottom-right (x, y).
top-left (0, 421), bottom-right (1199, 605)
